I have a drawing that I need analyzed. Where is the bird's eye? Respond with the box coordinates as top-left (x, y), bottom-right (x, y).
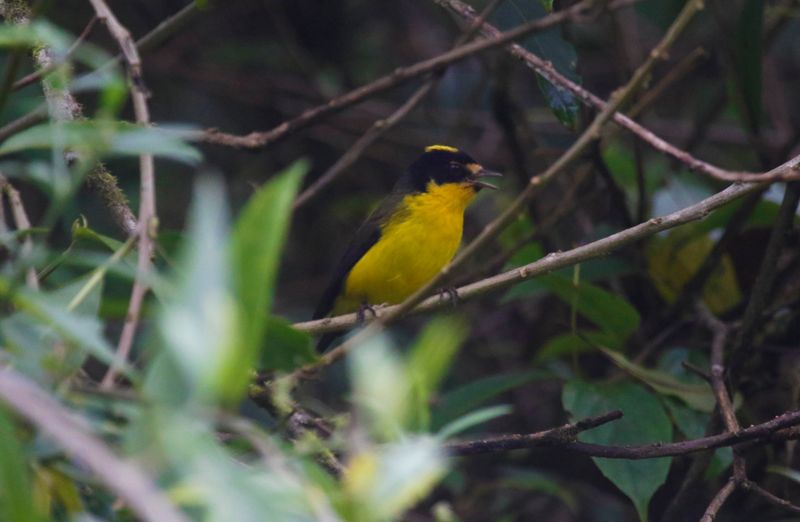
top-left (449, 162), bottom-right (462, 172)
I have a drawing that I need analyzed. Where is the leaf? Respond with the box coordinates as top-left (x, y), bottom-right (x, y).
top-left (536, 330), bottom-right (620, 362)
top-left (0, 121), bottom-right (202, 164)
top-left (432, 370), bottom-right (549, 430)
top-left (436, 404), bottom-right (512, 440)
top-left (646, 226), bottom-right (742, 315)
top-left (0, 409), bottom-right (43, 522)
top-left (344, 436), bottom-right (446, 521)
top-left (540, 274), bottom-right (641, 345)
top-left (598, 347), bottom-right (716, 412)
top-left (562, 380), bottom-right (672, 522)
top-left (0, 21), bottom-right (71, 51)
top-left (492, 1), bottom-right (581, 129)
top-left (732, 0), bottom-right (764, 132)
top-left (406, 315), bottom-right (468, 431)
top-left (158, 176), bottom-right (238, 404)
top-left (662, 397), bottom-right (732, 479)
top-left (260, 316), bottom-right (316, 372)
top-left (231, 160), bottom-right (307, 377)
top-left (767, 466), bottom-right (800, 485)
top-left (350, 335), bottom-right (409, 441)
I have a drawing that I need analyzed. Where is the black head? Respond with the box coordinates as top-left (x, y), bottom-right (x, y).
top-left (403, 145), bottom-right (501, 193)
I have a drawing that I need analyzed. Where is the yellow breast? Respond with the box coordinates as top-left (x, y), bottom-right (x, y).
top-left (334, 182), bottom-right (477, 313)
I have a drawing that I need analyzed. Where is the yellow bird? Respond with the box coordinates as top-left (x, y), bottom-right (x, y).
top-left (313, 145), bottom-right (501, 351)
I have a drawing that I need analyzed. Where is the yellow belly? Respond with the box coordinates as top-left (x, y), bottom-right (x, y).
top-left (334, 182), bottom-right (476, 313)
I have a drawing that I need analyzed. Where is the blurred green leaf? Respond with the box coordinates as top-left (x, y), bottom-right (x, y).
top-left (231, 160), bottom-right (307, 377)
top-left (436, 404), bottom-right (511, 440)
top-left (407, 316), bottom-right (468, 431)
top-left (0, 121), bottom-right (202, 164)
top-left (598, 347), bottom-right (716, 412)
top-left (0, 408), bottom-right (42, 522)
top-left (501, 469), bottom-right (577, 512)
top-left (260, 317), bottom-right (316, 372)
top-left (350, 335), bottom-right (409, 440)
top-left (767, 466), bottom-right (800, 485)
top-left (537, 77), bottom-right (579, 130)
top-left (562, 380), bottom-right (672, 522)
top-left (345, 436), bottom-right (446, 521)
top-left (158, 176), bottom-right (238, 404)
top-left (732, 0), bottom-right (764, 132)
top-left (432, 370), bottom-right (549, 430)
top-left (538, 0), bottom-right (554, 12)
top-left (0, 20), bottom-right (71, 51)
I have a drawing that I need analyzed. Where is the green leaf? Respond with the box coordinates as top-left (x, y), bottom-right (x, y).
top-left (0, 121), bottom-right (202, 164)
top-left (346, 436), bottom-right (446, 521)
top-left (540, 274), bottom-right (641, 344)
top-left (732, 0), bottom-right (764, 132)
top-left (158, 176), bottom-right (238, 404)
top-left (0, 409), bottom-right (41, 522)
top-left (492, 1), bottom-right (581, 129)
top-left (350, 335), bottom-right (409, 441)
top-left (0, 21), bottom-right (71, 51)
top-left (536, 330), bottom-right (620, 362)
top-left (436, 404), bottom-right (512, 440)
top-left (598, 347), bottom-right (716, 412)
top-left (562, 380), bottom-right (672, 522)
top-left (406, 316), bottom-right (468, 431)
top-left (432, 370), bottom-right (549, 430)
top-left (231, 160), bottom-right (307, 377)
top-left (260, 316), bottom-right (316, 372)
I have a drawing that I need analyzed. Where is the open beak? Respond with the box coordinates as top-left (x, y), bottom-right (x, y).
top-left (470, 168), bottom-right (502, 190)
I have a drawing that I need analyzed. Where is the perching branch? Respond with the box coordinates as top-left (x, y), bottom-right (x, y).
top-left (87, 0), bottom-right (158, 389)
top-left (0, 366), bottom-right (189, 522)
top-left (200, 0), bottom-right (636, 149)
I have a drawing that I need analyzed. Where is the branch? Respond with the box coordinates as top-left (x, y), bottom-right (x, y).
top-left (87, 0), bottom-right (158, 388)
top-left (199, 0), bottom-right (633, 149)
top-left (287, 0), bottom-right (707, 378)
top-left (447, 409), bottom-right (800, 458)
top-left (447, 410), bottom-right (622, 456)
top-left (437, 0), bottom-right (800, 183)
top-left (0, 175), bottom-right (39, 290)
top-left (0, 366), bottom-right (189, 522)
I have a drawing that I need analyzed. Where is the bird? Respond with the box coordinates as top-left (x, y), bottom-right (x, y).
top-left (312, 144), bottom-right (501, 352)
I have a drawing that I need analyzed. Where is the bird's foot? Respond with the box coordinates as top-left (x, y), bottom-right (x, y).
top-left (437, 286), bottom-right (461, 306)
top-left (357, 302), bottom-right (381, 323)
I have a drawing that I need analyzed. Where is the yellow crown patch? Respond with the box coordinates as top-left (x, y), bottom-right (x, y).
top-left (424, 144), bottom-right (459, 153)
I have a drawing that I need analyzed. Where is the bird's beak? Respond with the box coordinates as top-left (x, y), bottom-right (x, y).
top-left (470, 167), bottom-right (502, 190)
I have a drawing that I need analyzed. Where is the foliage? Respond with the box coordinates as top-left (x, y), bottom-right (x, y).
top-left (0, 1), bottom-right (798, 522)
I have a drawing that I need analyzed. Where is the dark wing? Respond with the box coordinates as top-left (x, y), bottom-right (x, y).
top-left (312, 192), bottom-right (406, 320)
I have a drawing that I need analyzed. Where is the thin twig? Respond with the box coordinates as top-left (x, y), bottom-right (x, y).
top-left (200, 0), bottom-right (628, 149)
top-left (0, 366), bottom-right (189, 522)
top-left (446, 408), bottom-right (800, 458)
top-left (87, 0), bottom-right (157, 389)
top-left (438, 0), bottom-right (800, 184)
top-left (11, 16), bottom-right (99, 91)
top-left (700, 479), bottom-right (736, 522)
top-left (0, 175), bottom-right (39, 290)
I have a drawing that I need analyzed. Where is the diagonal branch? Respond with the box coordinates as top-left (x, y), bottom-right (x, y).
top-left (437, 0), bottom-right (800, 184)
top-left (87, 0), bottom-right (158, 389)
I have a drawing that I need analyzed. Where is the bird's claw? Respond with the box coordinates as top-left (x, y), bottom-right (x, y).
top-left (437, 286), bottom-right (460, 306)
